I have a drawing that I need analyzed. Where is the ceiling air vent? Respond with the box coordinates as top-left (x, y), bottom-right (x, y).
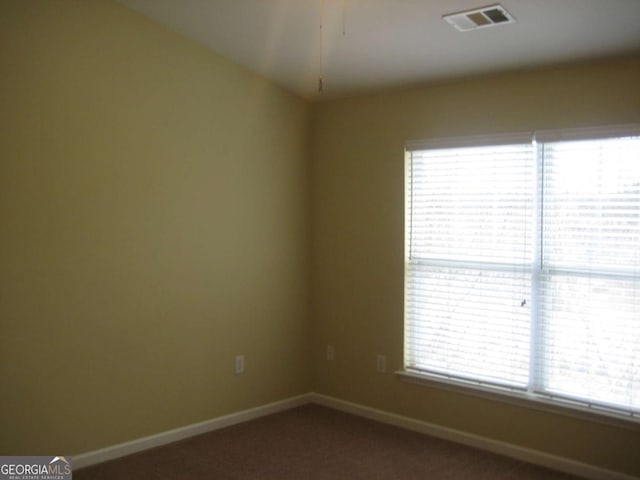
top-left (443, 4), bottom-right (516, 32)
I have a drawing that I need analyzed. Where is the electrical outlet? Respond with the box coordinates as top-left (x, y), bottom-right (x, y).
top-left (235, 355), bottom-right (245, 374)
top-left (376, 354), bottom-right (387, 373)
top-left (326, 345), bottom-right (335, 361)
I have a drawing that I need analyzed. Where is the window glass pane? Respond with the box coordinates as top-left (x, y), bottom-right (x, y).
top-left (406, 265), bottom-right (531, 388)
top-left (539, 274), bottom-right (640, 411)
top-left (409, 144), bottom-right (535, 264)
top-left (542, 137), bottom-right (640, 272)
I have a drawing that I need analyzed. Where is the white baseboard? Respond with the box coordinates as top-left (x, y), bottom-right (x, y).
top-left (74, 392), bottom-right (636, 480)
top-left (309, 393), bottom-right (637, 480)
top-left (73, 394), bottom-right (312, 469)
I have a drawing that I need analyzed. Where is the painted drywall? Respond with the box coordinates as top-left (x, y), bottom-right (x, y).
top-left (0, 0), bottom-right (310, 454)
top-left (2, 0), bottom-right (639, 475)
top-left (311, 56), bottom-right (640, 477)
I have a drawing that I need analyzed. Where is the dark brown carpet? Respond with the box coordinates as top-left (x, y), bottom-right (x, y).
top-left (75, 404), bottom-right (584, 479)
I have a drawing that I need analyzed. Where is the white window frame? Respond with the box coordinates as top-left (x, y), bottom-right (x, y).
top-left (401, 124), bottom-right (640, 427)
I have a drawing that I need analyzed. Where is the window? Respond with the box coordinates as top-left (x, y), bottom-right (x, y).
top-left (404, 125), bottom-right (640, 422)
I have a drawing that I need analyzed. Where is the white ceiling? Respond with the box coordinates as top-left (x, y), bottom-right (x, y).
top-left (117, 0), bottom-right (640, 101)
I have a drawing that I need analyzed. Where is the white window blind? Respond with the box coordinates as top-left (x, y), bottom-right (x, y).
top-left (538, 136), bottom-right (640, 411)
top-left (405, 126), bottom-right (640, 421)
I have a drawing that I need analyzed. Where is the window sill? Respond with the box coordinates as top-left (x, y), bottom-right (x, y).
top-left (396, 370), bottom-right (640, 431)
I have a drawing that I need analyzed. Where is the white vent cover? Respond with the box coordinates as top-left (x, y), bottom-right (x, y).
top-left (443, 4), bottom-right (516, 32)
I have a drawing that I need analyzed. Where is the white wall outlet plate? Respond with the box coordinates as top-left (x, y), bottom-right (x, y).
top-left (376, 354), bottom-right (387, 373)
top-left (326, 345), bottom-right (335, 361)
top-left (235, 355), bottom-right (245, 374)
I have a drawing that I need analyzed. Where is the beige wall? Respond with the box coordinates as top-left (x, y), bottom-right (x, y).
top-left (0, 0), bottom-right (310, 454)
top-left (311, 56), bottom-right (640, 477)
top-left (2, 0), bottom-right (640, 476)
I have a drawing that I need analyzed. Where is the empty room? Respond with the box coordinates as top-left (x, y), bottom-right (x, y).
top-left (1, 1), bottom-right (639, 479)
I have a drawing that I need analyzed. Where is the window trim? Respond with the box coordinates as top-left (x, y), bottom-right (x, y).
top-left (396, 369), bottom-right (640, 430)
top-left (403, 124), bottom-right (640, 428)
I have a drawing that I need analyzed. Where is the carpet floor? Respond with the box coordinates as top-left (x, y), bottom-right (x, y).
top-left (75, 404), bottom-right (584, 479)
